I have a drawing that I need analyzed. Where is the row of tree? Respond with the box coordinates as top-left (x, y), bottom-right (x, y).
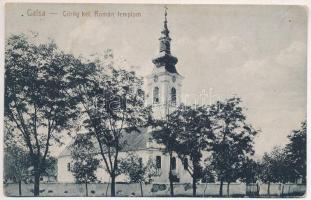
top-left (260, 121), bottom-right (306, 196)
top-left (150, 99), bottom-right (258, 197)
top-left (69, 97), bottom-right (258, 197)
top-left (4, 34), bottom-right (306, 197)
top-left (69, 106), bottom-right (306, 197)
top-left (5, 34), bottom-right (150, 196)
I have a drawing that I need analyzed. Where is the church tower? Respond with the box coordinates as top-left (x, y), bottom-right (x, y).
top-left (146, 8), bottom-right (183, 119)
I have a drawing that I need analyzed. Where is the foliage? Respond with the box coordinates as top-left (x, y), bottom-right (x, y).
top-left (165, 104), bottom-right (215, 196)
top-left (151, 184), bottom-right (167, 192)
top-left (260, 146), bottom-right (293, 184)
top-left (69, 51), bottom-right (152, 196)
top-left (4, 144), bottom-right (31, 183)
top-left (210, 97), bottom-right (258, 184)
top-left (259, 121), bottom-right (306, 184)
top-left (285, 121), bottom-right (306, 183)
top-left (201, 159), bottom-right (216, 183)
top-left (150, 107), bottom-right (183, 196)
top-left (4, 34), bottom-right (79, 195)
top-left (173, 105), bottom-right (215, 176)
top-left (239, 157), bottom-right (260, 184)
top-left (151, 115), bottom-right (179, 156)
top-left (71, 133), bottom-right (100, 184)
top-left (151, 99), bottom-right (258, 196)
top-left (119, 153), bottom-right (157, 183)
top-left (42, 156), bottom-right (57, 177)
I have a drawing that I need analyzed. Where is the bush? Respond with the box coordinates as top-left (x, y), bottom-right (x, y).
top-left (30, 189), bottom-right (45, 193)
top-left (184, 183), bottom-right (192, 191)
top-left (151, 184), bottom-right (167, 192)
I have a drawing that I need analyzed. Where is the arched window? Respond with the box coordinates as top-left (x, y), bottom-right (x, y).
top-left (156, 156), bottom-right (161, 169)
top-left (153, 87), bottom-right (159, 104)
top-left (183, 158), bottom-right (188, 170)
top-left (171, 157), bottom-right (176, 170)
top-left (171, 87), bottom-right (176, 105)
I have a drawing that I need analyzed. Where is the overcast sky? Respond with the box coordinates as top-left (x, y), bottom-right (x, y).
top-left (6, 3), bottom-right (307, 157)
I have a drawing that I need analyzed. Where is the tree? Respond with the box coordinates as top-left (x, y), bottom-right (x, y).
top-left (210, 97), bottom-right (258, 197)
top-left (4, 117), bottom-right (31, 196)
top-left (285, 121), bottom-right (306, 183)
top-left (71, 133), bottom-right (100, 197)
top-left (4, 34), bottom-right (79, 196)
top-left (259, 146), bottom-right (292, 196)
top-left (259, 121), bottom-right (306, 197)
top-left (150, 112), bottom-right (180, 196)
top-left (119, 153), bottom-right (157, 197)
top-left (69, 52), bottom-right (152, 196)
top-left (260, 151), bottom-right (273, 196)
top-left (172, 105), bottom-right (215, 197)
top-left (4, 144), bottom-right (31, 196)
top-left (201, 160), bottom-right (216, 197)
top-left (240, 157), bottom-right (260, 184)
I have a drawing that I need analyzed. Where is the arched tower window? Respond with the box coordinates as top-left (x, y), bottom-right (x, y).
top-left (171, 87), bottom-right (176, 105)
top-left (153, 87), bottom-right (159, 104)
top-left (171, 157), bottom-right (176, 170)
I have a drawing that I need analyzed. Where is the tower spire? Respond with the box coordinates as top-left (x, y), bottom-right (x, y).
top-left (160, 6), bottom-right (171, 54)
top-left (152, 6), bottom-right (178, 74)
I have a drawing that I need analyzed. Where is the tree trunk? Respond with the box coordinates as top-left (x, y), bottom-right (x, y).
top-left (85, 181), bottom-right (88, 197)
top-left (203, 182), bottom-right (208, 197)
top-left (33, 172), bottom-right (40, 196)
top-left (192, 176), bottom-right (197, 197)
top-left (267, 182), bottom-right (270, 197)
top-left (219, 179), bottom-right (223, 197)
top-left (227, 182), bottom-right (230, 197)
top-left (111, 174), bottom-right (116, 197)
top-left (18, 180), bottom-right (22, 196)
top-left (105, 180), bottom-right (110, 197)
top-left (140, 181), bottom-right (144, 197)
top-left (169, 173), bottom-right (174, 197)
top-left (281, 183), bottom-right (284, 197)
top-left (168, 154), bottom-right (174, 197)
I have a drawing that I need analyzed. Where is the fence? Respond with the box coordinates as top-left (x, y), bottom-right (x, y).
top-left (3, 182), bottom-right (306, 197)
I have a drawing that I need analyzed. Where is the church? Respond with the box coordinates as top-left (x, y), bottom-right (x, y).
top-left (57, 9), bottom-right (197, 184)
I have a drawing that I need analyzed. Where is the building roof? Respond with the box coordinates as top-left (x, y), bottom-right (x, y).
top-left (58, 127), bottom-right (152, 158)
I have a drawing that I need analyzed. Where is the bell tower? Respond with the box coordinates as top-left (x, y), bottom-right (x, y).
top-left (146, 7), bottom-right (183, 119)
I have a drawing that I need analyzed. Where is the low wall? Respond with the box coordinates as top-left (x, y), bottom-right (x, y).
top-left (3, 182), bottom-right (306, 197)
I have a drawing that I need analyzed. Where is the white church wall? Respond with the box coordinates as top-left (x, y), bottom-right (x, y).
top-left (57, 148), bottom-right (200, 184)
top-left (57, 156), bottom-right (75, 183)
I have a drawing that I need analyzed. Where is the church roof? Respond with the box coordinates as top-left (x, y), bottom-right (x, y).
top-left (58, 127), bottom-right (152, 158)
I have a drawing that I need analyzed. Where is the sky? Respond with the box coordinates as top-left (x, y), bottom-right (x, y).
top-left (5, 3), bottom-right (307, 157)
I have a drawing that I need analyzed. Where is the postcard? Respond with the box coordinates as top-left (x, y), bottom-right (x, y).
top-left (2, 1), bottom-right (309, 198)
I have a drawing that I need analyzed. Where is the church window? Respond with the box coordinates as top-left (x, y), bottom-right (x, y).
top-left (156, 156), bottom-right (161, 169)
top-left (183, 158), bottom-right (188, 170)
top-left (172, 76), bottom-right (176, 82)
top-left (171, 157), bottom-right (176, 170)
top-left (153, 87), bottom-right (160, 104)
top-left (171, 87), bottom-right (176, 105)
top-left (139, 158), bottom-right (143, 167)
top-left (67, 163), bottom-right (71, 172)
